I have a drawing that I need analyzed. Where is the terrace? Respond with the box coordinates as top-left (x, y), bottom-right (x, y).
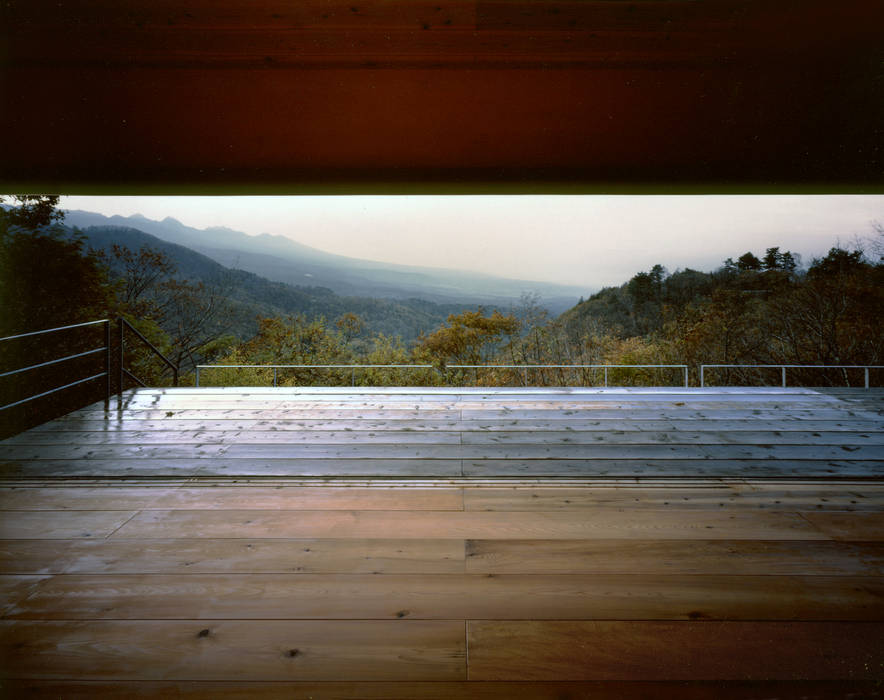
top-left (0, 383), bottom-right (882, 697)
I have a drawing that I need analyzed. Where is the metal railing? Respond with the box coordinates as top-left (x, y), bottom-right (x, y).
top-left (195, 363), bottom-right (690, 388)
top-left (450, 364), bottom-right (689, 388)
top-left (700, 364), bottom-right (883, 389)
top-left (117, 318), bottom-right (179, 407)
top-left (196, 364), bottom-right (434, 387)
top-left (0, 319), bottom-right (111, 411)
top-left (0, 318), bottom-right (181, 414)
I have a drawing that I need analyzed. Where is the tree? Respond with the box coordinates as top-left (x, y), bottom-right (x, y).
top-left (762, 247), bottom-right (781, 271)
top-left (0, 197), bottom-right (115, 436)
top-left (737, 252), bottom-right (762, 272)
top-left (808, 247), bottom-right (866, 279)
top-left (99, 243), bottom-right (235, 372)
top-left (417, 309), bottom-right (519, 384)
top-left (0, 198), bottom-right (113, 335)
top-left (104, 244), bottom-right (176, 314)
top-left (335, 312), bottom-right (365, 343)
top-left (0, 195), bottom-right (64, 230)
top-left (780, 251), bottom-right (798, 272)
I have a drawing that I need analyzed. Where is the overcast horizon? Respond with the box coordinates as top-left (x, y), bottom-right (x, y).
top-left (59, 195), bottom-right (883, 288)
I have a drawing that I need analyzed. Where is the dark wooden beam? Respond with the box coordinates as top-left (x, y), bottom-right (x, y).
top-left (2, 0), bottom-right (882, 191)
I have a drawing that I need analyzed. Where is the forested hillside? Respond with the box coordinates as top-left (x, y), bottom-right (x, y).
top-left (555, 244), bottom-right (883, 386)
top-left (76, 224), bottom-right (471, 346)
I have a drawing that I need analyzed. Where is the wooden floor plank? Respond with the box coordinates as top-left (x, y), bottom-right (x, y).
top-left (0, 575), bottom-right (51, 615)
top-left (7, 573), bottom-right (882, 621)
top-left (5, 442), bottom-right (881, 462)
top-left (0, 487), bottom-right (464, 511)
top-left (3, 680), bottom-right (882, 700)
top-left (462, 430), bottom-right (884, 446)
top-left (1, 431), bottom-right (465, 446)
top-left (463, 486), bottom-right (884, 511)
top-left (465, 539), bottom-right (884, 575)
top-left (0, 620), bottom-right (466, 681)
top-left (25, 418), bottom-right (884, 432)
top-left (0, 511), bottom-right (137, 539)
top-left (0, 459), bottom-right (465, 478)
top-left (0, 538), bottom-right (466, 575)
top-left (0, 445), bottom-right (231, 460)
top-left (4, 458), bottom-right (881, 479)
top-left (209, 444), bottom-right (884, 459)
top-left (460, 409), bottom-right (881, 420)
top-left (467, 621), bottom-right (884, 680)
top-left (0, 487), bottom-right (172, 511)
top-left (799, 512), bottom-right (884, 541)
top-left (65, 409), bottom-right (464, 420)
top-left (0, 457), bottom-right (884, 480)
top-left (107, 509), bottom-right (828, 540)
top-left (462, 459), bottom-right (883, 478)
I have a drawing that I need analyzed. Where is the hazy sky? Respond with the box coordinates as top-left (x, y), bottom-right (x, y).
top-left (59, 195), bottom-right (883, 288)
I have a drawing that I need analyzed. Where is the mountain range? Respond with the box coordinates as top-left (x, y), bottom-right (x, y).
top-left (64, 209), bottom-right (587, 313)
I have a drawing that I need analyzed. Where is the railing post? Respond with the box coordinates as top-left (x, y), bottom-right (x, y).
top-left (781, 366), bottom-right (786, 387)
top-left (195, 366), bottom-right (200, 387)
top-left (683, 366), bottom-right (688, 388)
top-left (865, 367), bottom-right (870, 390)
top-left (273, 367), bottom-right (278, 387)
top-left (117, 317), bottom-right (124, 410)
top-left (104, 320), bottom-right (111, 410)
top-left (352, 367), bottom-right (355, 387)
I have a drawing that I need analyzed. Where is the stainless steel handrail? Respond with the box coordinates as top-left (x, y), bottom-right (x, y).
top-left (196, 364), bottom-right (435, 387)
top-left (1, 372), bottom-right (108, 411)
top-left (195, 363), bottom-right (689, 388)
top-left (450, 364), bottom-right (689, 388)
top-left (0, 347), bottom-right (105, 379)
top-left (0, 320), bottom-right (111, 411)
top-left (0, 318), bottom-right (183, 414)
top-left (0, 319), bottom-right (109, 342)
top-left (700, 364), bottom-right (883, 389)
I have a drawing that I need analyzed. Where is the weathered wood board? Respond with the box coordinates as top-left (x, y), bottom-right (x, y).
top-left (466, 621), bottom-right (884, 680)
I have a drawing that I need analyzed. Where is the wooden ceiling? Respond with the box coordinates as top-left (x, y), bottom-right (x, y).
top-left (2, 0), bottom-right (882, 192)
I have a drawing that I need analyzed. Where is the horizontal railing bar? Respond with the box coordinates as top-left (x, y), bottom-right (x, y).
top-left (196, 364), bottom-right (435, 369)
top-left (702, 364), bottom-right (883, 369)
top-left (0, 347), bottom-right (106, 379)
top-left (196, 364), bottom-right (685, 370)
top-left (120, 319), bottom-right (177, 373)
top-left (450, 364), bottom-right (686, 369)
top-left (0, 319), bottom-right (109, 343)
top-left (0, 372), bottom-right (107, 411)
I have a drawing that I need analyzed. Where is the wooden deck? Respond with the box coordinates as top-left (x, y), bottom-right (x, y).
top-left (1, 386), bottom-right (882, 479)
top-left (0, 387), bottom-right (882, 697)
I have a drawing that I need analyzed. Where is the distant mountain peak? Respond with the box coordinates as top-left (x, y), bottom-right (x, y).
top-left (161, 216), bottom-right (185, 226)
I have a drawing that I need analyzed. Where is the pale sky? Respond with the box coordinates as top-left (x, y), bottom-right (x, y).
top-left (59, 195), bottom-right (883, 288)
